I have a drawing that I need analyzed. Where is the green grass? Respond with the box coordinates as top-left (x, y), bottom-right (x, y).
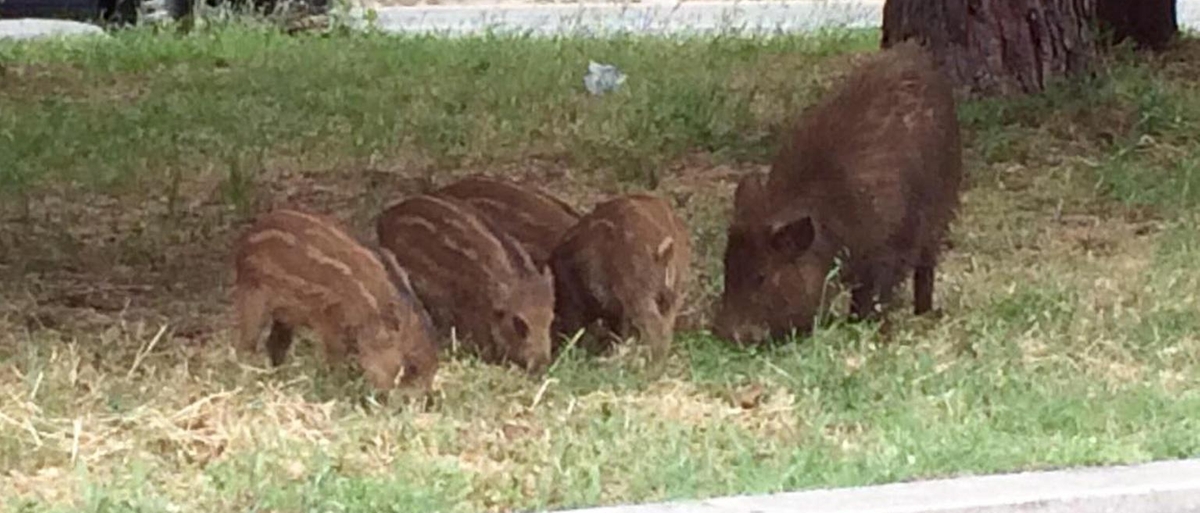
top-left (0, 24), bottom-right (875, 199)
top-left (4, 20), bottom-right (1200, 513)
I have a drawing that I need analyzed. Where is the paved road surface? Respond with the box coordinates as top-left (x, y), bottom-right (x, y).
top-left (362, 0), bottom-right (881, 36)
top-left (362, 0), bottom-right (1200, 37)
top-left (2, 1), bottom-right (1199, 40)
top-left (561, 458), bottom-right (1200, 513)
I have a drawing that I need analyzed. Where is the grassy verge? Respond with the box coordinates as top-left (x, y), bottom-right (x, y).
top-left (0, 24), bottom-right (874, 197)
top-left (3, 22), bottom-right (1200, 513)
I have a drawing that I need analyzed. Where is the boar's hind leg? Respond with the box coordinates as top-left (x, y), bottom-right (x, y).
top-left (914, 252), bottom-right (936, 316)
top-left (266, 322), bottom-right (295, 367)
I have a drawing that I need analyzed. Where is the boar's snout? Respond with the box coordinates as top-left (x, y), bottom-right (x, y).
top-left (359, 334), bottom-right (439, 393)
top-left (491, 308), bottom-right (553, 375)
top-left (626, 313), bottom-right (672, 361)
top-left (504, 340), bottom-right (551, 376)
top-left (520, 328), bottom-right (553, 375)
top-left (523, 352), bottom-right (551, 375)
top-left (713, 307), bottom-right (771, 347)
top-left (399, 345), bottom-right (439, 393)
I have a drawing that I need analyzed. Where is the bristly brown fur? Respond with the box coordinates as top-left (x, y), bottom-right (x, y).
top-left (550, 193), bottom-right (692, 362)
top-left (433, 175), bottom-right (581, 266)
top-left (715, 41), bottom-right (964, 345)
top-left (231, 208), bottom-right (439, 392)
top-left (375, 194), bottom-right (555, 373)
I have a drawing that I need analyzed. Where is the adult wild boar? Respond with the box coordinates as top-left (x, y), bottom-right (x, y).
top-left (714, 41), bottom-right (963, 345)
top-left (231, 209), bottom-right (440, 392)
top-left (550, 193), bottom-right (691, 361)
top-left (432, 175), bottom-right (581, 266)
top-left (376, 194), bottom-right (555, 373)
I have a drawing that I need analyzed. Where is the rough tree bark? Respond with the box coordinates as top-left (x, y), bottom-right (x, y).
top-left (1097, 0), bottom-right (1178, 51)
top-left (882, 0), bottom-right (1097, 97)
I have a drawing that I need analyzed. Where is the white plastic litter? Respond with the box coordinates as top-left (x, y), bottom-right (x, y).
top-left (583, 60), bottom-right (626, 95)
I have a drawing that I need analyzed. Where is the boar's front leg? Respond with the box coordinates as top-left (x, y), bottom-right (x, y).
top-left (851, 262), bottom-right (900, 322)
top-left (232, 286), bottom-right (271, 359)
top-left (266, 321), bottom-right (295, 367)
top-left (310, 316), bottom-right (351, 366)
top-left (849, 265), bottom-right (877, 322)
top-left (549, 265), bottom-right (594, 354)
top-left (874, 263), bottom-right (901, 315)
top-left (913, 266), bottom-right (935, 315)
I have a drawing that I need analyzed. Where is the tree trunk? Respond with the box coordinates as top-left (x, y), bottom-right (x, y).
top-left (882, 0), bottom-right (1097, 97)
top-left (1097, 0), bottom-right (1177, 51)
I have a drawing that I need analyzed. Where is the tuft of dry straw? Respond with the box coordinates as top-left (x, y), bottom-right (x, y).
top-left (127, 324), bottom-right (169, 379)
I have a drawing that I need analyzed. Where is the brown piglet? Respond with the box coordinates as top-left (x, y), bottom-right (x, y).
top-left (375, 194), bottom-right (555, 373)
top-left (231, 209), bottom-right (439, 392)
top-left (433, 175), bottom-right (581, 266)
top-left (550, 193), bottom-right (692, 361)
top-left (715, 40), bottom-right (963, 345)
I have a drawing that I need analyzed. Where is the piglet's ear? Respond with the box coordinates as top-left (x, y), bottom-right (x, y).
top-left (512, 315), bottom-right (530, 339)
top-left (539, 264), bottom-right (555, 285)
top-left (769, 216), bottom-right (815, 257)
top-left (654, 237), bottom-right (674, 264)
top-left (380, 308), bottom-right (403, 331)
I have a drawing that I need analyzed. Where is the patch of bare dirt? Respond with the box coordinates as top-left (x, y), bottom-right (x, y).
top-left (0, 63), bottom-right (151, 105)
top-left (1154, 37), bottom-right (1200, 82)
top-left (0, 156), bottom-right (756, 347)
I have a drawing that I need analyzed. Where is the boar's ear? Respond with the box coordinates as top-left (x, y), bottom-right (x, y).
top-left (511, 314), bottom-right (530, 339)
top-left (380, 308), bottom-right (403, 331)
top-left (657, 237), bottom-right (678, 289)
top-left (733, 173), bottom-right (767, 218)
top-left (769, 215), bottom-right (815, 257)
top-left (654, 237), bottom-right (675, 264)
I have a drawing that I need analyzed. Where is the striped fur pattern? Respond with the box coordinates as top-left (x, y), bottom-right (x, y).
top-left (550, 193), bottom-right (692, 362)
top-left (375, 194), bottom-right (555, 373)
top-left (231, 209), bottom-right (439, 392)
top-left (432, 175), bottom-right (581, 266)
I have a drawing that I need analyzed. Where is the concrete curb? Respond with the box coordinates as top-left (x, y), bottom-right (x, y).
top-left (554, 458), bottom-right (1200, 513)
